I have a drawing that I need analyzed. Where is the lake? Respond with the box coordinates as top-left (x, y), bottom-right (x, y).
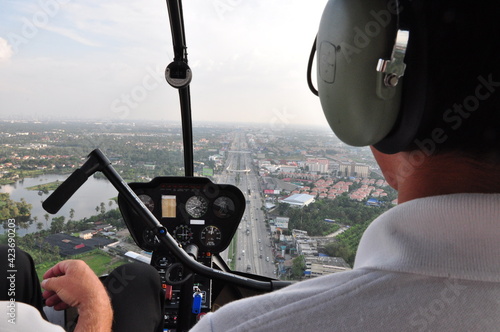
top-left (0, 174), bottom-right (119, 235)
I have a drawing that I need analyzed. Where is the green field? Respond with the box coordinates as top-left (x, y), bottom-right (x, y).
top-left (26, 181), bottom-right (62, 192)
top-left (35, 250), bottom-right (128, 282)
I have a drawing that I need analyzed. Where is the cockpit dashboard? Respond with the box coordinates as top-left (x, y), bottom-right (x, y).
top-left (119, 176), bottom-right (245, 254)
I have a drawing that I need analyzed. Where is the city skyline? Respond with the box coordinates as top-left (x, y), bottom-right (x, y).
top-left (0, 1), bottom-right (330, 128)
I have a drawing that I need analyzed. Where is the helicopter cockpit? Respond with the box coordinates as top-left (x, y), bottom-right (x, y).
top-left (4, 0), bottom-right (499, 331)
top-left (34, 1), bottom-right (323, 330)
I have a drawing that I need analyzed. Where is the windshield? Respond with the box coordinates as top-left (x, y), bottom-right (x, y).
top-left (0, 1), bottom-right (395, 278)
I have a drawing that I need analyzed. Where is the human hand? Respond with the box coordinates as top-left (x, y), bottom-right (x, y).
top-left (42, 260), bottom-right (112, 332)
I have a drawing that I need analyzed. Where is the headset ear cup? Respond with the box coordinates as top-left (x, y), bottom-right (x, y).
top-left (373, 0), bottom-right (428, 154)
top-left (317, 0), bottom-right (404, 147)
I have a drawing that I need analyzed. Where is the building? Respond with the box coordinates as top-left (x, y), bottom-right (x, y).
top-left (339, 162), bottom-right (370, 178)
top-left (44, 234), bottom-right (116, 257)
top-left (306, 158), bottom-right (329, 173)
top-left (275, 217), bottom-right (289, 229)
top-left (305, 256), bottom-right (351, 277)
top-left (79, 230), bottom-right (94, 240)
top-left (262, 177), bottom-right (299, 194)
top-left (279, 165), bottom-right (298, 173)
top-left (278, 194), bottom-right (315, 207)
top-left (272, 230), bottom-right (353, 279)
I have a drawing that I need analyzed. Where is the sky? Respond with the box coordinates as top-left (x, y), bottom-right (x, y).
top-left (0, 0), bottom-right (331, 128)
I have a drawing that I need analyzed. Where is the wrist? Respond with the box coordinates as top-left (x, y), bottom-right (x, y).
top-left (76, 294), bottom-right (113, 332)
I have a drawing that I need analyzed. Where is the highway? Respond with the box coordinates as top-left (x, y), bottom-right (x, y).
top-left (215, 131), bottom-right (276, 278)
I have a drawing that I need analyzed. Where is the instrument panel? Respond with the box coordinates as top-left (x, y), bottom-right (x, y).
top-left (118, 176), bottom-right (245, 253)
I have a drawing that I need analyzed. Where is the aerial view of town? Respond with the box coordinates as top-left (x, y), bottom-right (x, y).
top-left (0, 119), bottom-right (396, 281)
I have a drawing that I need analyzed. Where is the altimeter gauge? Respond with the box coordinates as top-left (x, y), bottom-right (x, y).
top-left (185, 195), bottom-right (208, 218)
top-left (200, 225), bottom-right (222, 247)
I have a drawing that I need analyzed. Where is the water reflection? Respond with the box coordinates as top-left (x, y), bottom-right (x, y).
top-left (0, 174), bottom-right (119, 235)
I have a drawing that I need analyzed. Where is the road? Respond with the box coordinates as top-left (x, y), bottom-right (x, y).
top-left (215, 130), bottom-right (276, 278)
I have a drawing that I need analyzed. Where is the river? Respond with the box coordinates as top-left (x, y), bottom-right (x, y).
top-left (0, 174), bottom-right (119, 235)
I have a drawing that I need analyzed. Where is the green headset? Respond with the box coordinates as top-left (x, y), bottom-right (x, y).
top-left (314, 0), bottom-right (431, 154)
top-left (313, 0), bottom-right (500, 155)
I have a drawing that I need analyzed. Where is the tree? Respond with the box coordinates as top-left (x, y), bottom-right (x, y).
top-left (69, 208), bottom-right (75, 220)
top-left (18, 197), bottom-right (32, 216)
top-left (50, 216), bottom-right (65, 234)
top-left (290, 255), bottom-right (306, 280)
top-left (19, 221), bottom-right (29, 235)
top-left (100, 202), bottom-right (106, 215)
top-left (44, 213), bottom-right (49, 228)
top-left (324, 241), bottom-right (353, 264)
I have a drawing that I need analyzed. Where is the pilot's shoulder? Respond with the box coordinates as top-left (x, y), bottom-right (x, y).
top-left (0, 301), bottom-right (65, 332)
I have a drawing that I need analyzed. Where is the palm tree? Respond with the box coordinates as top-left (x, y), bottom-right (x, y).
top-left (19, 221), bottom-right (29, 235)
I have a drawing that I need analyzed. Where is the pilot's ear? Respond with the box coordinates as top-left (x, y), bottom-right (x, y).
top-left (370, 146), bottom-right (402, 190)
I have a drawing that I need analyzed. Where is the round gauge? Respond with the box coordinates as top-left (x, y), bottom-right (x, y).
top-left (213, 196), bottom-right (235, 218)
top-left (142, 228), bottom-right (160, 247)
top-left (200, 225), bottom-right (222, 247)
top-left (139, 194), bottom-right (154, 212)
top-left (173, 225), bottom-right (193, 245)
top-left (185, 195), bottom-right (208, 218)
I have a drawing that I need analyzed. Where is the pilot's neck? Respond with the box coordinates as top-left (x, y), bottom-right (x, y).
top-left (371, 147), bottom-right (500, 204)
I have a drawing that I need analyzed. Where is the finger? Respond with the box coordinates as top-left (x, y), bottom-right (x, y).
top-left (53, 302), bottom-right (70, 311)
top-left (43, 261), bottom-right (67, 279)
top-left (41, 275), bottom-right (66, 294)
top-left (44, 293), bottom-right (63, 307)
top-left (42, 289), bottom-right (56, 300)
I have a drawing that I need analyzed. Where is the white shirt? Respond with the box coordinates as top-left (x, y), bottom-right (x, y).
top-left (190, 193), bottom-right (500, 332)
top-left (0, 301), bottom-right (65, 332)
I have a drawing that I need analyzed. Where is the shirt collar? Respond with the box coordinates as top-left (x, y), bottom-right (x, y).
top-left (354, 193), bottom-right (500, 282)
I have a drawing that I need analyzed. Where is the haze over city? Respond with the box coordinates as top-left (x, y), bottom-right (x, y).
top-left (0, 0), bottom-right (330, 128)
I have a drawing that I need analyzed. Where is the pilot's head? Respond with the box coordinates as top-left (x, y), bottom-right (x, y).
top-left (316, 0), bottom-right (500, 158)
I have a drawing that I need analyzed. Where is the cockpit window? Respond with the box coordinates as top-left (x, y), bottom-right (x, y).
top-left (0, 1), bottom-right (395, 279)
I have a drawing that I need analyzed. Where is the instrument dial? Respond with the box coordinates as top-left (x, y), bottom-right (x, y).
top-left (142, 228), bottom-right (159, 247)
top-left (185, 195), bottom-right (208, 218)
top-left (200, 225), bottom-right (222, 247)
top-left (139, 194), bottom-right (154, 212)
top-left (173, 225), bottom-right (193, 245)
top-left (213, 196), bottom-right (235, 218)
